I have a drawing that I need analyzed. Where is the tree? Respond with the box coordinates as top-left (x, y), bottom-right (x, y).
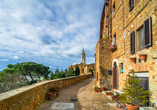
top-left (69, 66), bottom-right (74, 76)
top-left (15, 63), bottom-right (29, 82)
top-left (34, 64), bottom-right (43, 81)
top-left (0, 72), bottom-right (5, 82)
top-left (55, 68), bottom-right (59, 74)
top-left (74, 65), bottom-right (80, 76)
top-left (120, 70), bottom-right (149, 106)
top-left (49, 71), bottom-right (54, 80)
top-left (65, 68), bottom-right (68, 77)
top-left (42, 66), bottom-right (51, 80)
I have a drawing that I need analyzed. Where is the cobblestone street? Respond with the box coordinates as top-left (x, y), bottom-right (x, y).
top-left (37, 76), bottom-right (117, 110)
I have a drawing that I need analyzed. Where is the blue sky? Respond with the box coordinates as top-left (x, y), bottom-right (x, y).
top-left (0, 0), bottom-right (104, 71)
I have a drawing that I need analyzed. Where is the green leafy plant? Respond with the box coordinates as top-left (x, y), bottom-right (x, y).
top-left (49, 90), bottom-right (56, 94)
top-left (112, 95), bottom-right (117, 97)
top-left (120, 70), bottom-right (149, 106)
top-left (106, 91), bottom-right (111, 93)
top-left (98, 87), bottom-right (101, 89)
top-left (94, 87), bottom-right (98, 90)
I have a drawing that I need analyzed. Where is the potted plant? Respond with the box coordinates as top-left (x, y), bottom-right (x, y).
top-left (139, 54), bottom-right (147, 60)
top-left (53, 87), bottom-right (60, 95)
top-left (48, 91), bottom-right (56, 100)
top-left (94, 87), bottom-right (98, 92)
top-left (106, 91), bottom-right (112, 95)
top-left (97, 87), bottom-right (102, 92)
top-left (130, 57), bottom-right (136, 63)
top-left (101, 87), bottom-right (105, 91)
top-left (110, 95), bottom-right (120, 100)
top-left (120, 70), bottom-right (149, 110)
top-left (115, 103), bottom-right (126, 110)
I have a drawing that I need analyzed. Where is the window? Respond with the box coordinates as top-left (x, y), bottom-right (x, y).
top-left (138, 26), bottom-right (144, 50)
top-left (130, 31), bottom-right (135, 54)
top-left (112, 33), bottom-right (116, 45)
top-left (132, 17), bottom-right (152, 53)
top-left (120, 63), bottom-right (123, 73)
top-left (129, 0), bottom-right (134, 11)
top-left (144, 17), bottom-right (152, 47)
top-left (112, 1), bottom-right (115, 15)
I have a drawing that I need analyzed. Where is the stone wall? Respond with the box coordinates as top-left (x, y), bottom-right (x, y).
top-left (111, 0), bottom-right (157, 106)
top-left (95, 38), bottom-right (112, 88)
top-left (0, 74), bottom-right (92, 110)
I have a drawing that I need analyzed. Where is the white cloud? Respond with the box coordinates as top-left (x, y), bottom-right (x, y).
top-left (0, 0), bottom-right (104, 70)
top-left (0, 59), bottom-right (9, 61)
top-left (49, 66), bottom-right (57, 69)
top-left (12, 56), bottom-right (19, 59)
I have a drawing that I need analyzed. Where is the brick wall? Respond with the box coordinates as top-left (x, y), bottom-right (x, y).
top-left (95, 0), bottom-right (157, 107)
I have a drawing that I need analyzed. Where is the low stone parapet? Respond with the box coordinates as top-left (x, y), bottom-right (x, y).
top-left (0, 74), bottom-right (92, 110)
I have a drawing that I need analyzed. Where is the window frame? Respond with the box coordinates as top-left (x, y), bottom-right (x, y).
top-left (129, 0), bottom-right (134, 11)
top-left (130, 31), bottom-right (135, 54)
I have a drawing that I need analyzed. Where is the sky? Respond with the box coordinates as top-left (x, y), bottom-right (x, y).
top-left (0, 0), bottom-right (104, 71)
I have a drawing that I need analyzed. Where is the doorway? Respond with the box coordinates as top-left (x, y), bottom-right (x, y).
top-left (113, 62), bottom-right (118, 89)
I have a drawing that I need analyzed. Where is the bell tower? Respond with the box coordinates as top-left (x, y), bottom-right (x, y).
top-left (81, 49), bottom-right (86, 63)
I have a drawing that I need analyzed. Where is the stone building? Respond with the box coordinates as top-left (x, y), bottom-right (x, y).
top-left (69, 49), bottom-right (95, 75)
top-left (95, 0), bottom-right (157, 107)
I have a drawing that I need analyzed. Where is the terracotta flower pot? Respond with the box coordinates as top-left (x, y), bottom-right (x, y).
top-left (97, 89), bottom-right (102, 92)
top-left (112, 45), bottom-right (116, 48)
top-left (139, 54), bottom-right (147, 60)
top-left (106, 92), bottom-right (112, 95)
top-left (53, 89), bottom-right (60, 95)
top-left (126, 104), bottom-right (139, 110)
top-left (110, 95), bottom-right (120, 100)
top-left (95, 89), bottom-right (98, 92)
top-left (130, 57), bottom-right (136, 62)
top-left (48, 92), bottom-right (56, 100)
top-left (101, 87), bottom-right (105, 91)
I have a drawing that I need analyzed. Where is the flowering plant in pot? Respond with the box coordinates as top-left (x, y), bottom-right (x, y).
top-left (115, 103), bottom-right (126, 110)
top-left (94, 87), bottom-right (98, 92)
top-left (106, 91), bottom-right (112, 95)
top-left (120, 70), bottom-right (149, 110)
top-left (110, 95), bottom-right (120, 100)
top-left (48, 90), bottom-right (56, 100)
top-left (97, 87), bottom-right (102, 92)
top-left (101, 87), bottom-right (105, 91)
top-left (53, 87), bottom-right (60, 95)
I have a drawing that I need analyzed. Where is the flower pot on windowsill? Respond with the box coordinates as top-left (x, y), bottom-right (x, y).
top-left (139, 54), bottom-right (147, 60)
top-left (109, 45), bottom-right (117, 51)
top-left (130, 57), bottom-right (136, 62)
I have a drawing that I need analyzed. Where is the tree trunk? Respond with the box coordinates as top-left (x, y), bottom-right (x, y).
top-left (37, 73), bottom-right (41, 82)
top-left (28, 72), bottom-right (34, 81)
top-left (24, 75), bottom-right (29, 82)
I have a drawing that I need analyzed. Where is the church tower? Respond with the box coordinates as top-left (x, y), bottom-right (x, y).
top-left (81, 49), bottom-right (86, 63)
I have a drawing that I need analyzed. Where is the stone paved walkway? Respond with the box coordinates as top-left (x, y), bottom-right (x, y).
top-left (37, 76), bottom-right (117, 110)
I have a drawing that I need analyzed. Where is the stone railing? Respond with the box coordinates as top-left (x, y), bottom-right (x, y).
top-left (0, 74), bottom-right (92, 110)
